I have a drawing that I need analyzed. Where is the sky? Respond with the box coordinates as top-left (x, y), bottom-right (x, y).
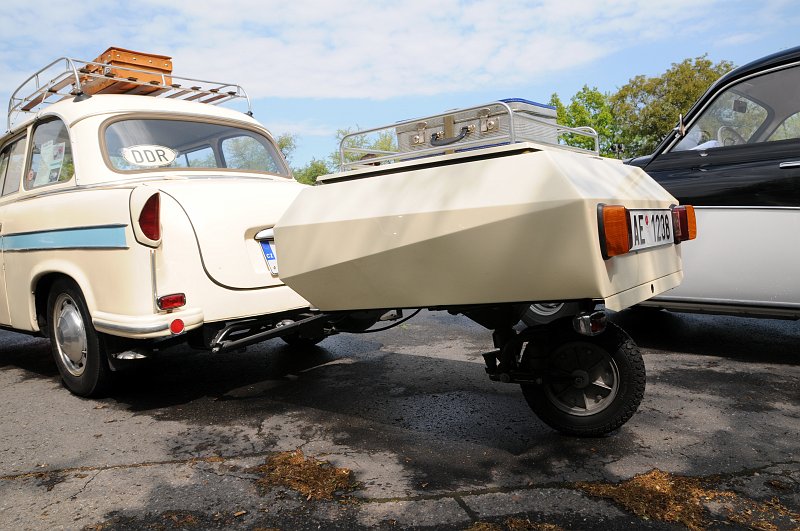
top-left (0, 0), bottom-right (798, 168)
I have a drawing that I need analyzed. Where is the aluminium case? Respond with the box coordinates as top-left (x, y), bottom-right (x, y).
top-left (396, 98), bottom-right (558, 153)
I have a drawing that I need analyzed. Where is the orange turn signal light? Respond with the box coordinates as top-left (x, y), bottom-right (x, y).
top-left (598, 204), bottom-right (631, 259)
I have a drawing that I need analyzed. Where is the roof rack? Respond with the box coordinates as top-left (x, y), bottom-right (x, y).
top-left (339, 100), bottom-right (600, 171)
top-left (8, 57), bottom-right (252, 130)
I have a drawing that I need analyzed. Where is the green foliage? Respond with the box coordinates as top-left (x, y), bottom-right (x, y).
top-left (285, 127), bottom-right (396, 185)
top-left (293, 158), bottom-right (331, 185)
top-left (609, 55), bottom-right (734, 156)
top-left (328, 128), bottom-right (397, 172)
top-left (276, 133), bottom-right (297, 163)
top-left (549, 86), bottom-right (617, 156)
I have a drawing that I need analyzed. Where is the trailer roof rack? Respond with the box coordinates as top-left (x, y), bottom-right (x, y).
top-left (8, 56), bottom-right (251, 130)
top-left (338, 100), bottom-right (600, 171)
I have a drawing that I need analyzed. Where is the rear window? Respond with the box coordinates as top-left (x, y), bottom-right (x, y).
top-left (103, 119), bottom-right (289, 177)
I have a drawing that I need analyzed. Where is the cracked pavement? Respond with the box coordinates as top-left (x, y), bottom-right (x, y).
top-left (0, 309), bottom-right (798, 530)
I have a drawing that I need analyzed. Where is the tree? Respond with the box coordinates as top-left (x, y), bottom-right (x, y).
top-left (275, 133), bottom-right (297, 163)
top-left (610, 55), bottom-right (734, 157)
top-left (328, 128), bottom-right (397, 172)
top-left (293, 158), bottom-right (331, 185)
top-left (549, 87), bottom-right (617, 156)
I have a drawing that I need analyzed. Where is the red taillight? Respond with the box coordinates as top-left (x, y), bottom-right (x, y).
top-left (157, 293), bottom-right (186, 310)
top-left (138, 193), bottom-right (160, 241)
top-left (673, 205), bottom-right (697, 242)
top-left (598, 204), bottom-right (631, 259)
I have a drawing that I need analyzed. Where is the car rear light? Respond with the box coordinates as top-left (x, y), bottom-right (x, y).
top-left (598, 204), bottom-right (631, 259)
top-left (157, 293), bottom-right (186, 310)
top-left (138, 193), bottom-right (160, 241)
top-left (672, 205), bottom-right (697, 242)
top-left (170, 319), bottom-right (185, 335)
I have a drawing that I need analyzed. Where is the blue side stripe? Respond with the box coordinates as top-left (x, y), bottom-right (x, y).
top-left (2, 226), bottom-right (127, 251)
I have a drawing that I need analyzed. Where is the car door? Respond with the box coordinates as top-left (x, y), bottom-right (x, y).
top-left (643, 63), bottom-right (800, 315)
top-left (0, 136), bottom-right (26, 325)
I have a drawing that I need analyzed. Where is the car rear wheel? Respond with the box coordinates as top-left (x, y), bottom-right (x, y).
top-left (47, 279), bottom-right (112, 397)
top-left (522, 302), bottom-right (582, 326)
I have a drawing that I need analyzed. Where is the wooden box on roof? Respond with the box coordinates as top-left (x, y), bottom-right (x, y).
top-left (82, 47), bottom-right (173, 95)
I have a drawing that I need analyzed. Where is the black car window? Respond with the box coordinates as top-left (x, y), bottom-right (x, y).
top-left (673, 91), bottom-right (768, 151)
top-left (671, 65), bottom-right (800, 152)
top-left (768, 111), bottom-right (800, 141)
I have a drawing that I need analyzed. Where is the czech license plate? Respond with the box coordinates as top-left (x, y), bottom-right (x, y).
top-left (628, 209), bottom-right (674, 251)
top-left (260, 240), bottom-right (279, 275)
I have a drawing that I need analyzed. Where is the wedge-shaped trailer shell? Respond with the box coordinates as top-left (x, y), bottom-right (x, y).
top-left (275, 143), bottom-right (683, 313)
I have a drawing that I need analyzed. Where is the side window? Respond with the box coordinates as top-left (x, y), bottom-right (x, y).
top-left (0, 137), bottom-right (26, 196)
top-left (768, 112), bottom-right (800, 142)
top-left (672, 65), bottom-right (800, 152)
top-left (673, 91), bottom-right (768, 151)
top-left (25, 119), bottom-right (74, 190)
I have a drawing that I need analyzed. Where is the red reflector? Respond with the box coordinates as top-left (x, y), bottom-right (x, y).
top-left (157, 293), bottom-right (186, 310)
top-left (139, 194), bottom-right (160, 241)
top-left (170, 319), bottom-right (185, 335)
top-left (598, 204), bottom-right (631, 259)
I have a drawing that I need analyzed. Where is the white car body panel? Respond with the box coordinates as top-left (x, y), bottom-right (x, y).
top-left (646, 206), bottom-right (800, 316)
top-left (0, 94), bottom-right (311, 340)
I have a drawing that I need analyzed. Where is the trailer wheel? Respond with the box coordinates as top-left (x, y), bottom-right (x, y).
top-left (47, 279), bottom-right (112, 397)
top-left (520, 322), bottom-right (645, 437)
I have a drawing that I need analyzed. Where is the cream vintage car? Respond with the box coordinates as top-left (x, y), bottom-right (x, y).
top-left (2, 54), bottom-right (696, 437)
top-left (1, 56), bottom-right (333, 397)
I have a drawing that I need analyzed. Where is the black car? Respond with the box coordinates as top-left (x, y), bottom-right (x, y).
top-left (627, 45), bottom-right (800, 319)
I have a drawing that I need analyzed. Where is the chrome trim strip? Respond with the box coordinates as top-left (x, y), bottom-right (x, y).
top-left (692, 205), bottom-right (800, 211)
top-left (150, 249), bottom-right (158, 313)
top-left (92, 320), bottom-right (170, 335)
top-left (255, 228), bottom-right (274, 240)
top-left (648, 295), bottom-right (800, 310)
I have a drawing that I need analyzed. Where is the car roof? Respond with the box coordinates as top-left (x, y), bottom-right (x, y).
top-left (7, 93), bottom-right (262, 136)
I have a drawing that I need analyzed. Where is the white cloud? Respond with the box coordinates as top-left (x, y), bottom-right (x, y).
top-left (0, 0), bottom-right (792, 105)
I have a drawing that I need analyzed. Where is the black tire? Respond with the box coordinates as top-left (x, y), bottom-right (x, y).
top-left (520, 322), bottom-right (645, 437)
top-left (47, 279), bottom-right (112, 397)
top-left (280, 332), bottom-right (326, 348)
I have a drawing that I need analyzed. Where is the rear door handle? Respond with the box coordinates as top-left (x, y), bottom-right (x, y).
top-left (779, 161), bottom-right (800, 169)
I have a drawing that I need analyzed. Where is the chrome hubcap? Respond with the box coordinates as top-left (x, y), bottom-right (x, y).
top-left (544, 342), bottom-right (619, 416)
top-left (53, 294), bottom-right (87, 377)
top-left (530, 302), bottom-right (565, 317)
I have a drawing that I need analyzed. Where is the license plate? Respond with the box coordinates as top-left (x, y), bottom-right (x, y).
top-left (260, 240), bottom-right (279, 275)
top-left (628, 209), bottom-right (674, 251)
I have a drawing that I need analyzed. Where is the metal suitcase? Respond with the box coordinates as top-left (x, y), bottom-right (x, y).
top-left (396, 98), bottom-right (557, 153)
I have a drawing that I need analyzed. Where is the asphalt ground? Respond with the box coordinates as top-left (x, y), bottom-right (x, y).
top-left (0, 308), bottom-right (798, 530)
